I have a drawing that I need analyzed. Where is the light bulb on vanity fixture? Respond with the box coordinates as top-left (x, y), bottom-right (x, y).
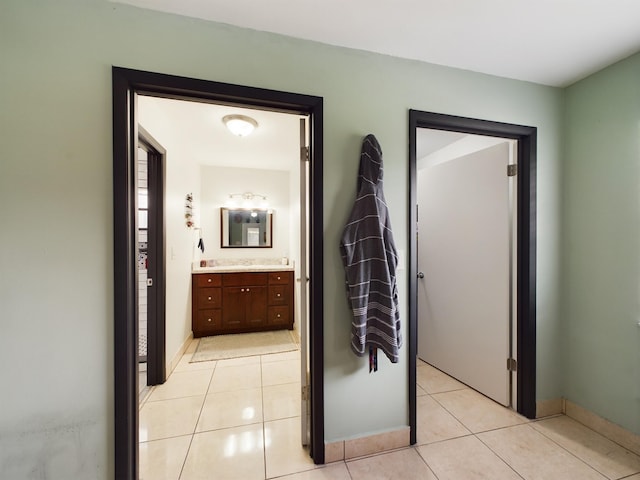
top-left (222, 114), bottom-right (258, 137)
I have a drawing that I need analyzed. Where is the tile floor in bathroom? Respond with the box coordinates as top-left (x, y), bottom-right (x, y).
top-left (139, 340), bottom-right (640, 480)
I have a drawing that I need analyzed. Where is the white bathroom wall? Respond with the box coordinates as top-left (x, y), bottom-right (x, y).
top-left (138, 97), bottom-right (201, 373)
top-left (200, 165), bottom-right (291, 262)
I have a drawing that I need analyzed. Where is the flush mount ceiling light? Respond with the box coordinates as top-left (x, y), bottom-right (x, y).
top-left (222, 114), bottom-right (258, 137)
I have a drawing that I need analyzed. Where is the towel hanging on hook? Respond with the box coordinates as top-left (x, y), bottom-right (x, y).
top-left (340, 134), bottom-right (401, 368)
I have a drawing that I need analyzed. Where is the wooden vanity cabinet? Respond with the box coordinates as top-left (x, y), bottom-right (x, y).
top-left (192, 270), bottom-right (294, 337)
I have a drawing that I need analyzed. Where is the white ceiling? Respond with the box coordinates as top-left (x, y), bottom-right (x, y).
top-left (114, 0), bottom-right (640, 87)
top-left (138, 95), bottom-right (302, 171)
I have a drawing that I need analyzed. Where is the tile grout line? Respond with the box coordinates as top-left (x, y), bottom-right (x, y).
top-left (417, 371), bottom-right (526, 480)
top-left (547, 414), bottom-right (640, 466)
top-left (261, 354), bottom-right (268, 480)
top-left (177, 433), bottom-right (195, 480)
top-left (423, 382), bottom-right (536, 479)
top-left (527, 421), bottom-right (621, 479)
top-left (425, 392), bottom-right (474, 437)
top-left (473, 430), bottom-right (527, 480)
top-left (474, 423), bottom-right (610, 480)
top-left (144, 345), bottom-right (311, 479)
top-left (411, 446), bottom-right (442, 480)
top-left (177, 350), bottom-right (216, 480)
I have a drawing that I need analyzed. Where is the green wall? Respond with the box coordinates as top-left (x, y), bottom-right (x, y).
top-left (0, 0), bottom-right (564, 477)
top-left (562, 52), bottom-right (640, 435)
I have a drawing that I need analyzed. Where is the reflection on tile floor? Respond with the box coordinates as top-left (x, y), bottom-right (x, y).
top-left (139, 348), bottom-right (640, 479)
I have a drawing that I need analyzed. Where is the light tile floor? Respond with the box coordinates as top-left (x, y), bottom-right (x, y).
top-left (139, 345), bottom-right (640, 480)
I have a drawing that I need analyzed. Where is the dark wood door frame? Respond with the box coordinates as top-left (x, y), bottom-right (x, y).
top-left (113, 67), bottom-right (325, 480)
top-left (408, 110), bottom-right (537, 445)
top-left (137, 126), bottom-right (166, 386)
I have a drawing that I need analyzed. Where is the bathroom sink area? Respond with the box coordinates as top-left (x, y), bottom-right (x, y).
top-left (192, 264), bottom-right (293, 273)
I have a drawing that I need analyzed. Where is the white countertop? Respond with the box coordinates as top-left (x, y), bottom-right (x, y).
top-left (192, 264), bottom-right (294, 274)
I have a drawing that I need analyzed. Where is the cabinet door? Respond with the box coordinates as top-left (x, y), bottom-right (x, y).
top-left (222, 287), bottom-right (246, 330)
top-left (245, 286), bottom-right (268, 328)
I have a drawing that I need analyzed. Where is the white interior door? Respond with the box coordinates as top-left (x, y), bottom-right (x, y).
top-left (299, 117), bottom-right (311, 446)
top-left (417, 142), bottom-right (513, 406)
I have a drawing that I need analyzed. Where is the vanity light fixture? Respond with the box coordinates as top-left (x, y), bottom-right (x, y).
top-left (227, 192), bottom-right (268, 209)
top-left (222, 114), bottom-right (258, 137)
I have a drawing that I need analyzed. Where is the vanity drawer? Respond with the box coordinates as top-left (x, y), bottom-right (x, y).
top-left (195, 274), bottom-right (222, 287)
top-left (269, 285), bottom-right (289, 305)
top-left (222, 272), bottom-right (268, 287)
top-left (194, 309), bottom-right (222, 335)
top-left (268, 306), bottom-right (290, 327)
top-left (268, 271), bottom-right (291, 285)
top-left (197, 288), bottom-right (221, 309)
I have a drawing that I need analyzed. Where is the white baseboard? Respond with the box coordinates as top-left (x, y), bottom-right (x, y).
top-left (167, 332), bottom-right (194, 375)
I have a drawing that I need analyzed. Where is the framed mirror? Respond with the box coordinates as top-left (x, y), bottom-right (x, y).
top-left (220, 208), bottom-right (273, 248)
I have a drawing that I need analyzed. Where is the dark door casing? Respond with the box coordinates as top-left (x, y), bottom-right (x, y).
top-left (113, 67), bottom-right (325, 480)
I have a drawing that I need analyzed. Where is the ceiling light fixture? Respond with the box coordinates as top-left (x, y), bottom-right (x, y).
top-left (222, 114), bottom-right (258, 137)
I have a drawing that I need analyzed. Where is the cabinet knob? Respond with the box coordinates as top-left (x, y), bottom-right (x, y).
top-left (207, 318), bottom-right (212, 322)
top-left (277, 314), bottom-right (281, 318)
top-left (207, 278), bottom-right (212, 283)
top-left (246, 288), bottom-right (250, 292)
top-left (277, 276), bottom-right (281, 280)
top-left (208, 296), bottom-right (212, 300)
top-left (241, 288), bottom-right (245, 292)
top-left (277, 293), bottom-right (281, 297)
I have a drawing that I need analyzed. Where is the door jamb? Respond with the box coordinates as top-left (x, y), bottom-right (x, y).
top-left (113, 67), bottom-right (325, 479)
top-left (408, 110), bottom-right (537, 444)
top-left (137, 126), bottom-right (166, 386)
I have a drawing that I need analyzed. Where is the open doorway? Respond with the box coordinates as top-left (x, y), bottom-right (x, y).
top-left (407, 110), bottom-right (537, 445)
top-left (136, 95), bottom-right (312, 475)
top-left (113, 68), bottom-right (325, 479)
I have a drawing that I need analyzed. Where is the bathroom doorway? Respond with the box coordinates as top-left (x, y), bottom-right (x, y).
top-left (113, 67), bottom-right (325, 479)
top-left (136, 94), bottom-right (312, 445)
top-left (407, 110), bottom-right (538, 444)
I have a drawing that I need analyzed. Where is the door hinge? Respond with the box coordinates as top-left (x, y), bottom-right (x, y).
top-left (507, 358), bottom-right (517, 372)
top-left (147, 278), bottom-right (153, 287)
top-left (301, 385), bottom-right (310, 401)
top-left (507, 164), bottom-right (517, 176)
top-left (300, 146), bottom-right (310, 162)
